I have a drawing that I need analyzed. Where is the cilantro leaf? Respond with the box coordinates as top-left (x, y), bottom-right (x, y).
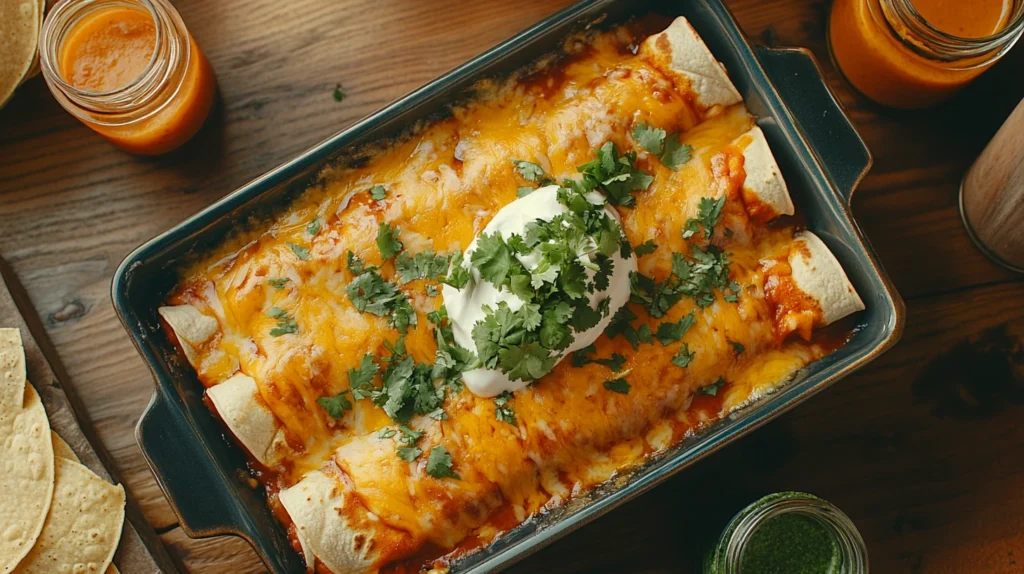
top-left (376, 222), bottom-right (403, 260)
top-left (701, 377), bottom-right (727, 396)
top-left (471, 232), bottom-right (513, 287)
top-left (395, 250), bottom-right (452, 284)
top-left (267, 307), bottom-right (298, 336)
top-left (684, 196), bottom-right (726, 240)
top-left (378, 427), bottom-right (396, 439)
top-left (594, 353), bottom-right (626, 371)
top-left (494, 391), bottom-right (516, 425)
top-left (637, 323), bottom-right (653, 344)
top-left (442, 251), bottom-right (471, 290)
top-left (656, 311), bottom-right (696, 345)
top-left (397, 446), bottom-right (422, 461)
top-left (426, 446), bottom-right (459, 479)
top-left (287, 243), bottom-right (311, 261)
top-left (672, 344), bottom-right (695, 368)
top-left (345, 269), bottom-right (418, 333)
top-left (633, 240), bottom-right (658, 257)
top-left (633, 123), bottom-right (666, 156)
top-left (604, 378), bottom-right (630, 394)
top-left (332, 83), bottom-right (346, 102)
top-left (729, 340), bottom-right (745, 354)
top-left (513, 160), bottom-right (548, 183)
top-left (370, 185), bottom-right (387, 200)
top-left (267, 277), bottom-right (290, 289)
top-left (317, 392), bottom-right (352, 417)
top-left (660, 133), bottom-right (693, 170)
top-left (348, 354), bottom-right (379, 400)
top-left (306, 216), bottom-right (321, 237)
top-left (426, 284), bottom-right (439, 297)
top-left (346, 250), bottom-right (373, 275)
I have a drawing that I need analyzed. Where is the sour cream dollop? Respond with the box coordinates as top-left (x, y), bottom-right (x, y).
top-left (441, 185), bottom-right (636, 398)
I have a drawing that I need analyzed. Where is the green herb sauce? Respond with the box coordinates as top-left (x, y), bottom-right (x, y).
top-left (740, 512), bottom-right (840, 574)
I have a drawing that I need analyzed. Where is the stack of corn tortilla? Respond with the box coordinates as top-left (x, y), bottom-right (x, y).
top-left (0, 0), bottom-right (46, 109)
top-left (0, 329), bottom-right (125, 574)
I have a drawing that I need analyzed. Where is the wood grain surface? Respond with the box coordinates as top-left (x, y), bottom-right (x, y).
top-left (1, 0), bottom-right (1023, 572)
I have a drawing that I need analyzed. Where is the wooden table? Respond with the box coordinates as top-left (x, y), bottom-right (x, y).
top-left (2, 0), bottom-right (1023, 571)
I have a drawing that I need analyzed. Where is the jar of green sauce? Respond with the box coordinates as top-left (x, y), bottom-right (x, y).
top-left (704, 492), bottom-right (868, 574)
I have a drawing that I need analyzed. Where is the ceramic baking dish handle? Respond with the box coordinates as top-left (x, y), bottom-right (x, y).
top-left (755, 46), bottom-right (872, 203)
top-left (136, 389), bottom-right (241, 537)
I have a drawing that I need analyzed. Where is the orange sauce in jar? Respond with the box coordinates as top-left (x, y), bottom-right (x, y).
top-left (829, 0), bottom-right (1019, 108)
top-left (44, 0), bottom-right (215, 155)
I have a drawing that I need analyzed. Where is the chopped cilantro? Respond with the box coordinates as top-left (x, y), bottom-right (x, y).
top-left (287, 243), bottom-right (311, 261)
top-left (701, 377), bottom-right (727, 396)
top-left (656, 311), bottom-right (696, 345)
top-left (370, 185), bottom-right (387, 200)
top-left (441, 251), bottom-right (471, 290)
top-left (397, 446), bottom-right (422, 461)
top-left (378, 427), bottom-right (396, 439)
top-left (267, 307), bottom-right (298, 336)
top-left (471, 232), bottom-right (514, 287)
top-left (729, 340), bottom-right (745, 354)
top-left (332, 83), bottom-right (346, 102)
top-left (306, 216), bottom-right (321, 237)
top-left (267, 277), bottom-right (290, 289)
top-left (683, 196), bottom-right (726, 240)
top-left (494, 391), bottom-right (516, 425)
top-left (513, 160), bottom-right (548, 183)
top-left (603, 378), bottom-right (631, 394)
top-left (345, 269), bottom-right (417, 333)
top-left (633, 240), bottom-right (658, 257)
top-left (346, 250), bottom-right (374, 275)
top-left (426, 284), bottom-right (439, 297)
top-left (571, 345), bottom-right (626, 371)
top-left (672, 344), bottom-right (695, 368)
top-left (661, 133), bottom-right (693, 169)
top-left (426, 446), bottom-right (459, 479)
top-left (637, 323), bottom-right (653, 344)
top-left (317, 391), bottom-right (352, 418)
top-left (376, 222), bottom-right (403, 260)
top-left (569, 141), bottom-right (653, 207)
top-left (347, 354), bottom-right (379, 400)
top-left (395, 250), bottom-right (451, 284)
top-left (398, 425), bottom-right (423, 445)
top-left (632, 122), bottom-right (693, 170)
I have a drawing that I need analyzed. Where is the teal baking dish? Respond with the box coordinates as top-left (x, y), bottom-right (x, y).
top-left (111, 0), bottom-right (904, 572)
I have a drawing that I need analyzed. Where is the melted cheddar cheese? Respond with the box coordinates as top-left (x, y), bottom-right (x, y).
top-left (166, 23), bottom-right (850, 573)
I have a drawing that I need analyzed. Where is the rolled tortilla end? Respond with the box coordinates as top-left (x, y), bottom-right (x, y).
top-left (738, 125), bottom-right (795, 221)
top-left (158, 304), bottom-right (219, 366)
top-left (206, 373), bottom-right (282, 467)
top-left (790, 231), bottom-right (865, 326)
top-left (640, 16), bottom-right (742, 110)
top-left (278, 471), bottom-right (378, 574)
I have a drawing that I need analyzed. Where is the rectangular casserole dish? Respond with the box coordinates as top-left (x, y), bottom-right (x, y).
top-left (111, 0), bottom-right (905, 572)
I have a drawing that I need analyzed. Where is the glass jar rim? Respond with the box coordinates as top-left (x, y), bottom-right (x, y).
top-left (720, 493), bottom-right (869, 574)
top-left (39, 0), bottom-right (164, 100)
top-left (885, 0), bottom-right (1024, 56)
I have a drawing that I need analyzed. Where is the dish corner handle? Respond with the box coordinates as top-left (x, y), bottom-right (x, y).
top-left (136, 390), bottom-right (244, 538)
top-left (755, 46), bottom-right (872, 203)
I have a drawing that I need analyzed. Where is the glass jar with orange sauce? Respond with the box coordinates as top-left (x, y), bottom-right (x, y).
top-left (39, 0), bottom-right (216, 155)
top-left (829, 0), bottom-right (1024, 108)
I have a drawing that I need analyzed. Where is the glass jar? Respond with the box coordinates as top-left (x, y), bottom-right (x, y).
top-left (828, 0), bottom-right (1024, 108)
top-left (39, 0), bottom-right (216, 155)
top-left (704, 492), bottom-right (868, 574)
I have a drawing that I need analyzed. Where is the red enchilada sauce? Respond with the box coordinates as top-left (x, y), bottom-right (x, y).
top-left (828, 0), bottom-right (1020, 108)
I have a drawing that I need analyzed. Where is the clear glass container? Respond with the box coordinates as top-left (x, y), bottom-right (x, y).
top-left (705, 492), bottom-right (869, 574)
top-left (828, 0), bottom-right (1024, 108)
top-left (39, 0), bottom-right (216, 155)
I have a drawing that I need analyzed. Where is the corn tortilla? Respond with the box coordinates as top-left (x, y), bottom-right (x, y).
top-left (11, 457), bottom-right (125, 574)
top-left (0, 0), bottom-right (41, 108)
top-left (0, 384), bottom-right (54, 574)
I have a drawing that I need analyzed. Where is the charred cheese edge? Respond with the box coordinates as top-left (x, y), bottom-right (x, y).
top-left (161, 16), bottom-right (863, 573)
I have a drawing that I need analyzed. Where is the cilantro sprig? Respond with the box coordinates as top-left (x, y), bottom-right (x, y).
top-left (494, 391), bottom-right (516, 425)
top-left (632, 122), bottom-right (693, 170)
top-left (395, 250), bottom-right (452, 284)
top-left (564, 141), bottom-right (653, 207)
top-left (426, 446), bottom-right (459, 479)
top-left (376, 222), bottom-right (403, 260)
top-left (267, 307), bottom-right (298, 336)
